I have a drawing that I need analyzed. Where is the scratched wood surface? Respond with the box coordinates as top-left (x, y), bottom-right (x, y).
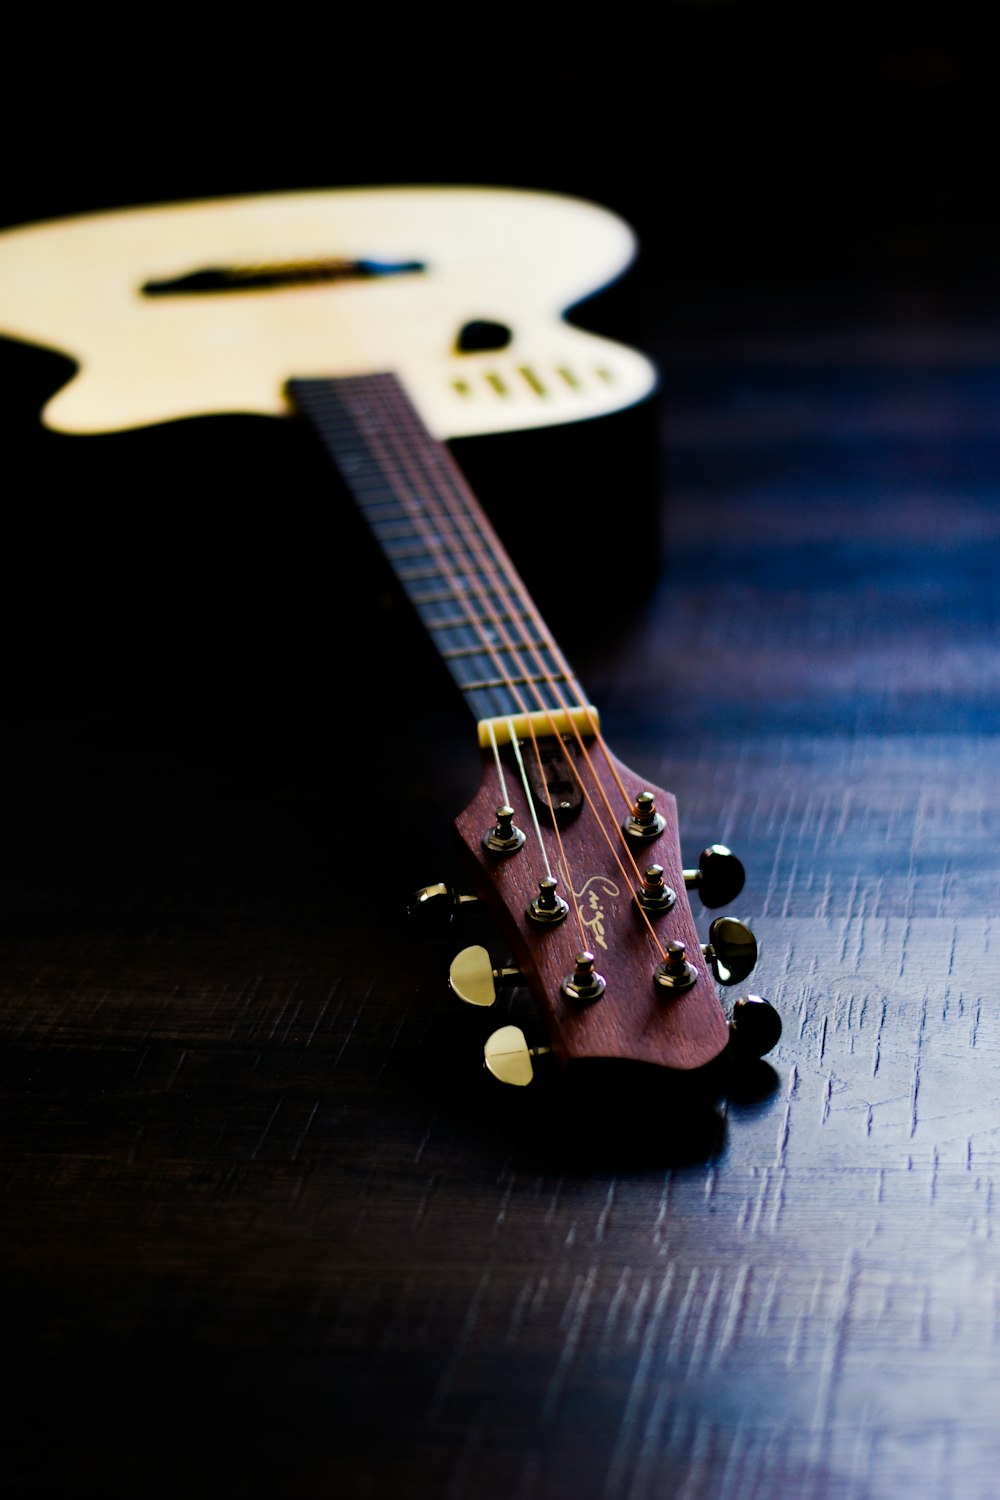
top-left (3, 276), bottom-right (999, 1500)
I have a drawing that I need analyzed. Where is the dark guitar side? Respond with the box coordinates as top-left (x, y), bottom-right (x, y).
top-left (3, 288), bottom-right (999, 1500)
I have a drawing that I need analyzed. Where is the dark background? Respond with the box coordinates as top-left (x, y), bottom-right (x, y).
top-left (3, 11), bottom-right (999, 1499)
top-left (5, 13), bottom-right (996, 720)
top-left (6, 13), bottom-right (996, 284)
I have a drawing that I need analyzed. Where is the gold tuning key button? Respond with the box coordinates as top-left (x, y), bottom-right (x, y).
top-left (448, 945), bottom-right (521, 1008)
top-left (702, 917), bottom-right (758, 986)
top-left (484, 1025), bottom-right (551, 1086)
top-left (729, 994), bottom-right (782, 1058)
top-left (623, 790), bottom-right (667, 841)
top-left (683, 845), bottom-right (746, 908)
top-left (410, 883), bottom-right (479, 922)
top-left (483, 805), bottom-right (526, 854)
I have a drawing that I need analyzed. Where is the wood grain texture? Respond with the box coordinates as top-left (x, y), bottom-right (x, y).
top-left (2, 285), bottom-right (999, 1500)
top-left (455, 744), bottom-right (730, 1072)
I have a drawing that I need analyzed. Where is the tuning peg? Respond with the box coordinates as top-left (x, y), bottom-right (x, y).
top-left (635, 864), bottom-right (678, 914)
top-left (528, 876), bottom-right (570, 925)
top-left (623, 790), bottom-right (666, 841)
top-left (409, 882), bottom-right (479, 923)
top-left (683, 845), bottom-right (746, 908)
top-left (701, 916), bottom-right (757, 986)
top-left (483, 804), bottom-right (526, 854)
top-left (484, 1025), bottom-right (551, 1086)
top-left (448, 945), bottom-right (521, 1008)
top-left (729, 994), bottom-right (782, 1058)
top-left (653, 940), bottom-right (698, 992)
top-left (560, 951), bottom-right (606, 1005)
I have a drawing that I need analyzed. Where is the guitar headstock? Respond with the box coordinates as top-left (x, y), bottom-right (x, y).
top-left (448, 727), bottom-right (780, 1085)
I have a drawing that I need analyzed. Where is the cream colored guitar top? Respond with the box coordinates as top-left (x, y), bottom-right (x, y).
top-left (0, 186), bottom-right (657, 438)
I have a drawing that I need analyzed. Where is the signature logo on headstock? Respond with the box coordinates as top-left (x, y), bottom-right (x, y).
top-left (572, 875), bottom-right (621, 952)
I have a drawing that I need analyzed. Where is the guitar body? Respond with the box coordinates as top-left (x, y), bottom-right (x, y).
top-left (0, 186), bottom-right (655, 438)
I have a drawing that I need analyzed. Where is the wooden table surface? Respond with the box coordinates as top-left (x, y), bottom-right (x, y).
top-left (3, 265), bottom-right (998, 1500)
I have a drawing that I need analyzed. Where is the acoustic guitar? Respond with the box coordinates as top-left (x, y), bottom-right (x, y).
top-left (0, 185), bottom-right (780, 1087)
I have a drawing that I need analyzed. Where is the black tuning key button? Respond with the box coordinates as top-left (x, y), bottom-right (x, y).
top-left (683, 845), bottom-right (746, 908)
top-left (702, 917), bottom-right (758, 986)
top-left (729, 995), bottom-right (782, 1058)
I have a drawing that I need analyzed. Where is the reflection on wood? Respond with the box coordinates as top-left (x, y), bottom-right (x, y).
top-left (2, 294), bottom-right (998, 1498)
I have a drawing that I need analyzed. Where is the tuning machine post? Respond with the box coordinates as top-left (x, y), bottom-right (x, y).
top-left (560, 951), bottom-right (606, 1005)
top-left (528, 877), bottom-right (569, 925)
top-left (635, 864), bottom-right (678, 915)
top-left (623, 790), bottom-right (666, 841)
top-left (483, 804), bottom-right (525, 854)
top-left (653, 941), bottom-right (699, 992)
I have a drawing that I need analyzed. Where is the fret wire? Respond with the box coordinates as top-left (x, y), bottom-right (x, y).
top-left (441, 640), bottom-right (560, 662)
top-left (409, 590), bottom-right (512, 610)
top-left (396, 568), bottom-right (450, 585)
top-left (458, 673), bottom-right (570, 691)
top-left (365, 519), bottom-right (418, 541)
top-left (381, 543), bottom-right (435, 562)
top-left (398, 565), bottom-right (499, 584)
top-left (448, 647), bottom-right (566, 679)
top-left (424, 611), bottom-right (543, 632)
top-left (447, 649), bottom-right (564, 678)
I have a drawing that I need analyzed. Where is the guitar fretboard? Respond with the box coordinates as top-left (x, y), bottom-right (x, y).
top-left (288, 374), bottom-right (586, 729)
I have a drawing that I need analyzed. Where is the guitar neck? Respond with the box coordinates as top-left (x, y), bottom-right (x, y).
top-left (289, 374), bottom-right (597, 745)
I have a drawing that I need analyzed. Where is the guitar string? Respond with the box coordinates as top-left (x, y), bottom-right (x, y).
top-left (295, 373), bottom-right (673, 970)
top-left (347, 379), bottom-right (529, 708)
top-left (486, 715), bottom-right (560, 894)
top-left (371, 383), bottom-right (667, 881)
top-left (354, 375), bottom-right (670, 964)
top-left (504, 721), bottom-right (553, 881)
top-left (484, 720), bottom-right (513, 813)
top-left (354, 375), bottom-right (672, 965)
top-left (359, 397), bottom-right (641, 816)
top-left (344, 375), bottom-right (595, 955)
top-left (506, 715), bottom-right (596, 955)
top-left (354, 377), bottom-right (592, 949)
